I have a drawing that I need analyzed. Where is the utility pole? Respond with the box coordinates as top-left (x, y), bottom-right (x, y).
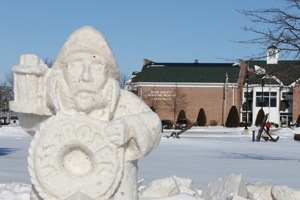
top-left (222, 72), bottom-right (228, 126)
top-left (222, 79), bottom-right (225, 126)
top-left (243, 72), bottom-right (249, 134)
top-left (261, 79), bottom-right (264, 109)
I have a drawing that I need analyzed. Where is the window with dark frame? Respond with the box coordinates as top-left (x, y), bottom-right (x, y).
top-left (256, 92), bottom-right (277, 107)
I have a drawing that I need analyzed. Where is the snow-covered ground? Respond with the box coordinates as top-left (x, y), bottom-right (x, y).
top-left (0, 123), bottom-right (299, 199)
top-left (140, 126), bottom-right (300, 189)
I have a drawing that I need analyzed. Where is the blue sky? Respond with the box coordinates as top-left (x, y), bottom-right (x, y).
top-left (0, 0), bottom-right (284, 81)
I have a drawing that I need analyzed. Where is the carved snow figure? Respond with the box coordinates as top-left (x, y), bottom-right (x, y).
top-left (10, 26), bottom-right (162, 200)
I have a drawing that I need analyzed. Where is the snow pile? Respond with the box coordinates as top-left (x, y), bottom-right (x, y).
top-left (139, 176), bottom-right (200, 200)
top-left (200, 174), bottom-right (247, 200)
top-left (1, 174), bottom-right (300, 199)
top-left (246, 183), bottom-right (300, 200)
top-left (138, 174), bottom-right (300, 200)
top-left (292, 127), bottom-right (300, 134)
top-left (0, 126), bottom-right (27, 138)
top-left (271, 185), bottom-right (300, 200)
top-left (0, 182), bottom-right (30, 200)
top-left (273, 127), bottom-right (296, 139)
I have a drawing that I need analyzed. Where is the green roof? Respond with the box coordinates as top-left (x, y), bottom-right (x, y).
top-left (131, 60), bottom-right (300, 86)
top-left (247, 60), bottom-right (300, 86)
top-left (132, 62), bottom-right (240, 83)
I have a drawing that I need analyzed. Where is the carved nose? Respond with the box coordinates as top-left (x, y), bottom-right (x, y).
top-left (81, 64), bottom-right (93, 82)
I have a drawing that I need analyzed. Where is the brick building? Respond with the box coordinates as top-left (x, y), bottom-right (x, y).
top-left (242, 60), bottom-right (300, 127)
top-left (126, 50), bottom-right (300, 127)
top-left (126, 59), bottom-right (246, 126)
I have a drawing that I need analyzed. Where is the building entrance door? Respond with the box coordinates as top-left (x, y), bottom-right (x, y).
top-left (280, 114), bottom-right (292, 127)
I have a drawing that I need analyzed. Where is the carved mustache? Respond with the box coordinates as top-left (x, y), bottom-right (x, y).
top-left (71, 83), bottom-right (98, 95)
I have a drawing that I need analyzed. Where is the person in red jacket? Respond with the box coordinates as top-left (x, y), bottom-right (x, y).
top-left (265, 121), bottom-right (271, 132)
top-left (262, 121), bottom-right (279, 142)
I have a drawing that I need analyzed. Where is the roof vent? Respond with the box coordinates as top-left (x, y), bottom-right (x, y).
top-left (267, 46), bottom-right (279, 64)
top-left (194, 59), bottom-right (199, 63)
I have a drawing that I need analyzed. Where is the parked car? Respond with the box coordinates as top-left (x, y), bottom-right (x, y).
top-left (175, 119), bottom-right (190, 130)
top-left (161, 120), bottom-right (173, 129)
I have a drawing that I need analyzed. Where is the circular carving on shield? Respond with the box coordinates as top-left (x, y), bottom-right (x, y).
top-left (28, 115), bottom-right (125, 199)
top-left (62, 146), bottom-right (92, 176)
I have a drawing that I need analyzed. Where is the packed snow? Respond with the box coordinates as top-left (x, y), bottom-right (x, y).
top-left (1, 123), bottom-right (300, 199)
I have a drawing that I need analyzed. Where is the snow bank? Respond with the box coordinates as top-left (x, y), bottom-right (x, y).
top-left (138, 174), bottom-right (300, 200)
top-left (1, 174), bottom-right (300, 200)
top-left (292, 127), bottom-right (300, 134)
top-left (274, 128), bottom-right (295, 138)
top-left (0, 126), bottom-right (28, 138)
top-left (0, 182), bottom-right (30, 200)
top-left (200, 174), bottom-right (247, 200)
top-left (246, 182), bottom-right (273, 199)
top-left (139, 176), bottom-right (200, 200)
top-left (271, 185), bottom-right (300, 200)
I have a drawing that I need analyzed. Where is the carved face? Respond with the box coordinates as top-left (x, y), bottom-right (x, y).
top-left (62, 53), bottom-right (108, 113)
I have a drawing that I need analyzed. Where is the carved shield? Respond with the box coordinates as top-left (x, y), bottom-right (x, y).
top-left (28, 115), bottom-right (125, 200)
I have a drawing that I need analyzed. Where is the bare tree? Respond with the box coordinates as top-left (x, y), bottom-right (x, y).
top-left (5, 71), bottom-right (13, 88)
top-left (238, 0), bottom-right (300, 126)
top-left (118, 72), bottom-right (130, 89)
top-left (238, 0), bottom-right (300, 59)
top-left (238, 0), bottom-right (300, 102)
top-left (0, 71), bottom-right (14, 110)
top-left (163, 85), bottom-right (189, 123)
top-left (143, 86), bottom-right (162, 112)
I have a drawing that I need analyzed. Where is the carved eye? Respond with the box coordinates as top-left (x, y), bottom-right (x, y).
top-left (93, 55), bottom-right (96, 58)
top-left (65, 65), bottom-right (68, 68)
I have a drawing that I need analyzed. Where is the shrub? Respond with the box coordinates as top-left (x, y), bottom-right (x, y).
top-left (150, 106), bottom-right (155, 112)
top-left (255, 108), bottom-right (265, 126)
top-left (225, 106), bottom-right (239, 127)
top-left (177, 110), bottom-right (186, 122)
top-left (294, 134), bottom-right (300, 141)
top-left (209, 120), bottom-right (218, 126)
top-left (197, 108), bottom-right (207, 126)
top-left (297, 114), bottom-right (300, 125)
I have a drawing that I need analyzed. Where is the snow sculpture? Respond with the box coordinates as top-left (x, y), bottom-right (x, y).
top-left (10, 54), bottom-right (51, 115)
top-left (10, 26), bottom-right (162, 200)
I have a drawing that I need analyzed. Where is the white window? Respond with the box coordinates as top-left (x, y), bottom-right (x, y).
top-left (268, 50), bottom-right (276, 59)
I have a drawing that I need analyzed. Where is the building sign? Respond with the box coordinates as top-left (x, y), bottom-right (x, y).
top-left (147, 90), bottom-right (174, 101)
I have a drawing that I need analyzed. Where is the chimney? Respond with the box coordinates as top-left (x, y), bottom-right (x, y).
top-left (267, 46), bottom-right (279, 64)
top-left (143, 59), bottom-right (153, 66)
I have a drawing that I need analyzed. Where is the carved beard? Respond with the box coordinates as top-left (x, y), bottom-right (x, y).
top-left (50, 71), bottom-right (120, 120)
top-left (54, 76), bottom-right (108, 115)
top-left (68, 79), bottom-right (107, 114)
